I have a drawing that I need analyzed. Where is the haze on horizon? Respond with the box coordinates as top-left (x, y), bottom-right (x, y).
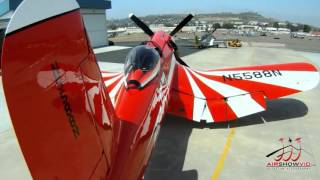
top-left (107, 0), bottom-right (320, 27)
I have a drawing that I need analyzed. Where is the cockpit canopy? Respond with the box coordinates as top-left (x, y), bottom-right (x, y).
top-left (124, 45), bottom-right (160, 73)
top-left (124, 45), bottom-right (161, 89)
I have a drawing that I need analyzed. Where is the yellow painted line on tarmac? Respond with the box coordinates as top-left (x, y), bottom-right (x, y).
top-left (211, 128), bottom-right (236, 180)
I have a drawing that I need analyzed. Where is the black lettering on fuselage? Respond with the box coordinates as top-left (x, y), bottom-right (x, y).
top-left (51, 62), bottom-right (80, 138)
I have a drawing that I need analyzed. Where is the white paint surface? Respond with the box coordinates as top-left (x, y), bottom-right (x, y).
top-left (94, 46), bottom-right (131, 54)
top-left (6, 0), bottom-right (79, 34)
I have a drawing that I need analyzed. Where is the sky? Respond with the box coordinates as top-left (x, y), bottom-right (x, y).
top-left (107, 0), bottom-right (320, 27)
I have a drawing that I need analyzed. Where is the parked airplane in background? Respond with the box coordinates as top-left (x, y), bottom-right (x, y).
top-left (108, 28), bottom-right (127, 38)
top-left (291, 32), bottom-right (309, 39)
top-left (197, 28), bottom-right (228, 48)
top-left (1, 0), bottom-right (319, 179)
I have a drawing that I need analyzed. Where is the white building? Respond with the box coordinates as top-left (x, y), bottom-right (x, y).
top-left (248, 21), bottom-right (259, 26)
top-left (233, 21), bottom-right (244, 26)
top-left (278, 28), bottom-right (291, 34)
top-left (278, 22), bottom-right (288, 27)
top-left (265, 27), bottom-right (278, 32)
top-left (259, 22), bottom-right (269, 26)
top-left (238, 25), bottom-right (261, 31)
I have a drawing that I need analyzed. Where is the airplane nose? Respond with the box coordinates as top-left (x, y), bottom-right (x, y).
top-left (127, 80), bottom-right (141, 89)
top-left (126, 69), bottom-right (144, 89)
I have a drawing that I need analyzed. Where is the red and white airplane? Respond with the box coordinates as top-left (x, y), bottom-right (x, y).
top-left (1, 0), bottom-right (319, 179)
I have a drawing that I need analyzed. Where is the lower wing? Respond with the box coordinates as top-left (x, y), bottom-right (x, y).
top-left (168, 62), bottom-right (319, 123)
top-left (100, 71), bottom-right (124, 107)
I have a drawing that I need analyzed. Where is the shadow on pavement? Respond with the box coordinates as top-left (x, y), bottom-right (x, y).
top-left (144, 115), bottom-right (198, 180)
top-left (144, 98), bottom-right (308, 180)
top-left (207, 98), bottom-right (308, 129)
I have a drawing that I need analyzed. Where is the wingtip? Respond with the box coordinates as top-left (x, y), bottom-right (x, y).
top-left (129, 13), bottom-right (134, 18)
top-left (6, 0), bottom-right (80, 35)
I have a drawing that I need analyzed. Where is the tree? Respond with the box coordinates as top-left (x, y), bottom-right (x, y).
top-left (222, 23), bottom-right (234, 29)
top-left (213, 23), bottom-right (221, 29)
top-left (303, 24), bottom-right (311, 33)
top-left (273, 22), bottom-right (279, 28)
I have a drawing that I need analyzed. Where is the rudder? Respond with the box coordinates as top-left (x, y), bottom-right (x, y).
top-left (1, 0), bottom-right (116, 179)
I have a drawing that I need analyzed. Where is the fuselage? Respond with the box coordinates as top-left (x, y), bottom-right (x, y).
top-left (107, 31), bottom-right (177, 180)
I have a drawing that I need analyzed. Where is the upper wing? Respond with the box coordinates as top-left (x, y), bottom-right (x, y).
top-left (168, 62), bottom-right (319, 123)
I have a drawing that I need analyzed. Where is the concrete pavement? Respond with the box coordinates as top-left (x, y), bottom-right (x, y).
top-left (0, 78), bottom-right (32, 179)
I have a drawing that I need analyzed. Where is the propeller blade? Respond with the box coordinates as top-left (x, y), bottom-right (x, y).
top-left (129, 13), bottom-right (154, 36)
top-left (212, 28), bottom-right (217, 33)
top-left (170, 13), bottom-right (194, 36)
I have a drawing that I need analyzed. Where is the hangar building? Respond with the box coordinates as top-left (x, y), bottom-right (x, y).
top-left (0, 0), bottom-right (112, 48)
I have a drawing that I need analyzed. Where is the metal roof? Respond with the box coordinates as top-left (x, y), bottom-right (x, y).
top-left (77, 0), bottom-right (111, 9)
top-left (0, 0), bottom-right (111, 16)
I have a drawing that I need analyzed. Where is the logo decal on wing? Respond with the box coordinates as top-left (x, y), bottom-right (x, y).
top-left (51, 62), bottom-right (80, 138)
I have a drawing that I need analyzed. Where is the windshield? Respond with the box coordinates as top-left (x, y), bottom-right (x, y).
top-left (124, 45), bottom-right (160, 74)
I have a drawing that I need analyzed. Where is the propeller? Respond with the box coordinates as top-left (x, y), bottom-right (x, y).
top-left (169, 14), bottom-right (194, 67)
top-left (211, 28), bottom-right (217, 34)
top-left (170, 13), bottom-right (194, 36)
top-left (129, 13), bottom-right (154, 36)
top-left (128, 13), bottom-right (194, 67)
